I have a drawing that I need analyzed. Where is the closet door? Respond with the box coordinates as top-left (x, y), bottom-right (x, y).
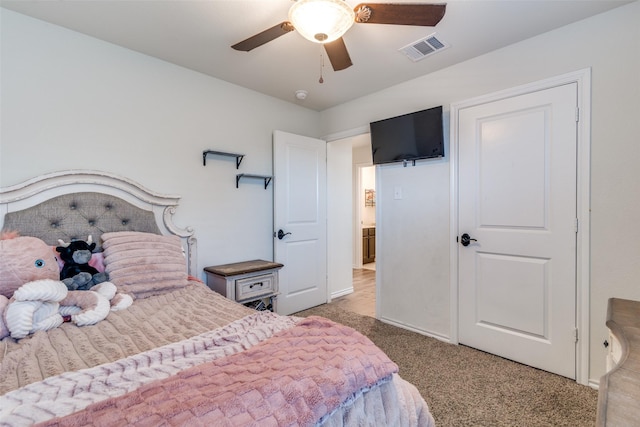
top-left (457, 83), bottom-right (578, 379)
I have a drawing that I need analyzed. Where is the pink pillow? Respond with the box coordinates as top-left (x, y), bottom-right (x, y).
top-left (101, 231), bottom-right (188, 299)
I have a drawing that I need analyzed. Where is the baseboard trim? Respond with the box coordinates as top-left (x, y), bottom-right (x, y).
top-left (331, 287), bottom-right (353, 300)
top-left (380, 316), bottom-right (451, 343)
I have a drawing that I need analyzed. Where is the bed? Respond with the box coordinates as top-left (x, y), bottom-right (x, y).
top-left (0, 170), bottom-right (434, 426)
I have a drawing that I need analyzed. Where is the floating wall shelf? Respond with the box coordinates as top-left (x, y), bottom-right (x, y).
top-left (203, 150), bottom-right (244, 169)
top-left (203, 149), bottom-right (272, 189)
top-left (236, 174), bottom-right (272, 189)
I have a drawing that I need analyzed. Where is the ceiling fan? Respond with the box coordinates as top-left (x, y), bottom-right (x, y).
top-left (231, 0), bottom-right (446, 72)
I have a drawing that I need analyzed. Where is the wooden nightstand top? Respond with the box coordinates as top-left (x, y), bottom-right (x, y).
top-left (204, 259), bottom-right (284, 277)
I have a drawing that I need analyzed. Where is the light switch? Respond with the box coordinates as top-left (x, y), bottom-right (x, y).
top-left (394, 186), bottom-right (402, 200)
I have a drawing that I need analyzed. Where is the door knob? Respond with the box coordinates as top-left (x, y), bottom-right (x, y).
top-left (276, 229), bottom-right (292, 240)
top-left (460, 233), bottom-right (477, 247)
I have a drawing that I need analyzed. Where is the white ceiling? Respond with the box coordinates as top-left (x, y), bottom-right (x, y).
top-left (1, 0), bottom-right (632, 111)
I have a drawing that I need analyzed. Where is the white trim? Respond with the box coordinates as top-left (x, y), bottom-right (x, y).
top-left (575, 69), bottom-right (592, 386)
top-left (449, 106), bottom-right (461, 345)
top-left (0, 169), bottom-right (181, 206)
top-left (323, 125), bottom-right (370, 143)
top-left (331, 287), bottom-right (354, 299)
top-left (380, 316), bottom-right (451, 343)
top-left (449, 68), bottom-right (592, 385)
top-left (353, 162), bottom-right (372, 269)
top-left (354, 163), bottom-right (363, 269)
top-left (374, 165), bottom-right (383, 320)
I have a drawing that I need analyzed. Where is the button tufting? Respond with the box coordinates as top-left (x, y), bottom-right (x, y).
top-left (69, 204), bottom-right (77, 210)
top-left (105, 204), bottom-right (112, 210)
top-left (88, 220), bottom-right (95, 226)
top-left (121, 219), bottom-right (129, 225)
top-left (51, 222), bottom-right (59, 228)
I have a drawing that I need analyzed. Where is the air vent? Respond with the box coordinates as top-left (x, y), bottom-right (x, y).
top-left (399, 33), bottom-right (450, 62)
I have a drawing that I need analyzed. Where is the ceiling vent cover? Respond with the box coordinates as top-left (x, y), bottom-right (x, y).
top-left (399, 33), bottom-right (449, 62)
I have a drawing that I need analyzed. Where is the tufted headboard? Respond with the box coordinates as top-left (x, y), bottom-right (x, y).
top-left (0, 170), bottom-right (197, 275)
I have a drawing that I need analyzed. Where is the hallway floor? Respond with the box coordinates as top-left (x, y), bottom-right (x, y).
top-left (330, 268), bottom-right (376, 317)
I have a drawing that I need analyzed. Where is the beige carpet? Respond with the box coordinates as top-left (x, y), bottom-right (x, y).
top-left (294, 304), bottom-right (598, 427)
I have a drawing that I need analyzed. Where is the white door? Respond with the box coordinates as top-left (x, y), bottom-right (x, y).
top-left (273, 130), bottom-right (327, 315)
top-left (457, 83), bottom-right (578, 378)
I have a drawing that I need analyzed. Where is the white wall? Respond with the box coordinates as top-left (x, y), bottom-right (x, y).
top-left (327, 139), bottom-right (353, 298)
top-left (0, 9), bottom-right (321, 278)
top-left (321, 1), bottom-right (640, 384)
top-left (375, 157), bottom-right (451, 339)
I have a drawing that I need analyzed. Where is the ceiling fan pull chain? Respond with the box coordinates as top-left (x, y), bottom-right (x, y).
top-left (319, 47), bottom-right (325, 84)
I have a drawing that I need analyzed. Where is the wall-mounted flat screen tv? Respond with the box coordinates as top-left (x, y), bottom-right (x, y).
top-left (370, 105), bottom-right (444, 165)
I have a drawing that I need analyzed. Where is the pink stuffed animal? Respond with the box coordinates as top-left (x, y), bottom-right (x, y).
top-left (0, 233), bottom-right (132, 339)
top-left (0, 234), bottom-right (60, 298)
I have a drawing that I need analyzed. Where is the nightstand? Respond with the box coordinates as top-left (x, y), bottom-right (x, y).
top-left (203, 260), bottom-right (283, 312)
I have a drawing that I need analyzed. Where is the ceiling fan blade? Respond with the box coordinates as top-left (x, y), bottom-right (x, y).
top-left (354, 3), bottom-right (446, 26)
top-left (231, 22), bottom-right (295, 51)
top-left (324, 38), bottom-right (353, 71)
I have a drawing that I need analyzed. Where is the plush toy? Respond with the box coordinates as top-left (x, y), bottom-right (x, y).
top-left (2, 279), bottom-right (69, 339)
top-left (0, 233), bottom-right (132, 340)
top-left (0, 233), bottom-right (64, 339)
top-left (0, 295), bottom-right (10, 339)
top-left (56, 236), bottom-right (109, 290)
top-left (59, 282), bottom-right (132, 326)
top-left (0, 280), bottom-right (132, 339)
top-left (0, 234), bottom-right (60, 298)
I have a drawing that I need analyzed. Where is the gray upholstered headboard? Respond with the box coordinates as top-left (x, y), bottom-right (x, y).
top-left (0, 170), bottom-right (197, 275)
top-left (2, 192), bottom-right (162, 249)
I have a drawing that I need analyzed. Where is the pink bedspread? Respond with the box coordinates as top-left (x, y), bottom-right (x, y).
top-left (35, 316), bottom-right (398, 427)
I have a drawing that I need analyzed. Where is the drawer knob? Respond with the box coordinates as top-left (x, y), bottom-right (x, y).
top-left (250, 282), bottom-right (264, 289)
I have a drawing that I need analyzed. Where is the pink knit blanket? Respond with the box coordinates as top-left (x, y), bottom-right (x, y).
top-left (36, 316), bottom-right (398, 426)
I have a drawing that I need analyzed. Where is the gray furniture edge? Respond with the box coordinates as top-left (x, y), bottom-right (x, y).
top-left (596, 298), bottom-right (640, 427)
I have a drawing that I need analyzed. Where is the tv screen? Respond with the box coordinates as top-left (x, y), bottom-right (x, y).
top-left (370, 106), bottom-right (444, 165)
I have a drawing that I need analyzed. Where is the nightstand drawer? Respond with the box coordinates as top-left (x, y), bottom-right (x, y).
top-left (235, 273), bottom-right (275, 301)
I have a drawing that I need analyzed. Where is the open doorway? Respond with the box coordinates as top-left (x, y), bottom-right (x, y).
top-left (352, 134), bottom-right (375, 270)
top-left (350, 137), bottom-right (377, 318)
top-left (359, 165), bottom-right (376, 271)
top-left (327, 132), bottom-right (377, 318)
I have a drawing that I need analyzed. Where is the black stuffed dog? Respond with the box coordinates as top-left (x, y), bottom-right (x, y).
top-left (56, 236), bottom-right (108, 290)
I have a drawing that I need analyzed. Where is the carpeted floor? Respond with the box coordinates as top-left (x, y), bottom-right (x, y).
top-left (294, 304), bottom-right (598, 427)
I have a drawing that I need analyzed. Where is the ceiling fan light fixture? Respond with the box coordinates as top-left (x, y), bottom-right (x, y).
top-left (289, 0), bottom-right (355, 44)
